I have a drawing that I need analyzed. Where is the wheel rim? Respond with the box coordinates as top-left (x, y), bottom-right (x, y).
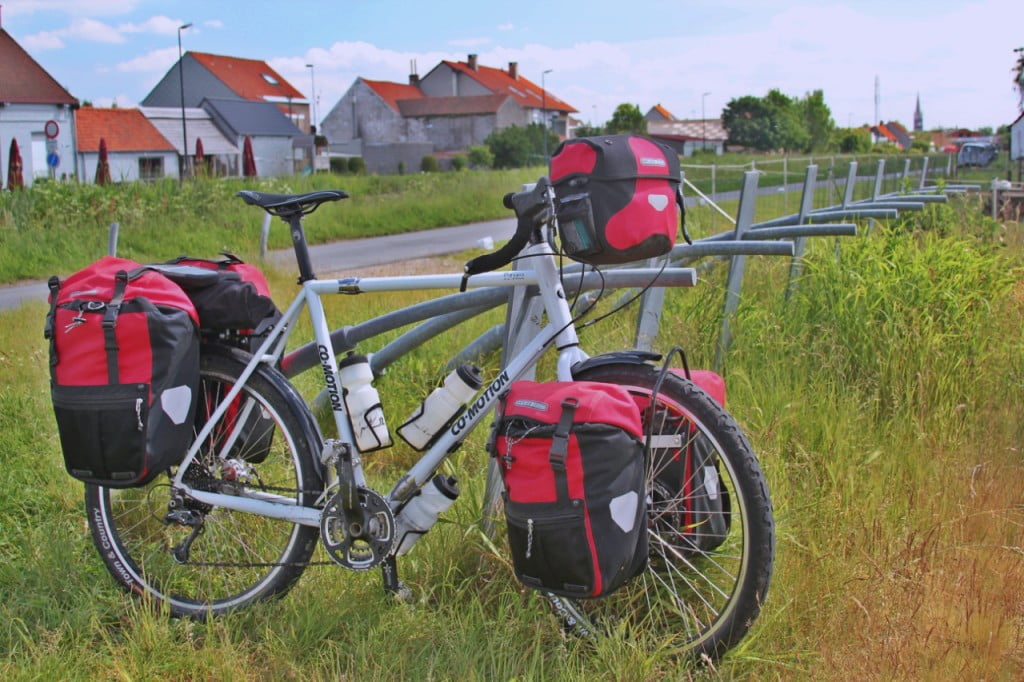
top-left (91, 364), bottom-right (315, 614)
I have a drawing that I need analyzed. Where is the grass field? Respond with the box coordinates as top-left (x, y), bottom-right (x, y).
top-left (1, 170), bottom-right (1022, 679)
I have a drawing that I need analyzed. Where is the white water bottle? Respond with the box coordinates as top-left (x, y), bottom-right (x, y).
top-left (394, 474), bottom-right (460, 556)
top-left (338, 352), bottom-right (392, 452)
top-left (397, 364), bottom-right (483, 450)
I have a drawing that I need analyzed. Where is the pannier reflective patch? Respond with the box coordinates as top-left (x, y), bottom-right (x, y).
top-left (513, 399), bottom-right (549, 412)
top-left (704, 465), bottom-right (720, 500)
top-left (609, 491), bottom-right (639, 533)
top-left (160, 385), bottom-right (193, 425)
top-left (647, 194), bottom-right (669, 211)
top-left (640, 156), bottom-right (667, 167)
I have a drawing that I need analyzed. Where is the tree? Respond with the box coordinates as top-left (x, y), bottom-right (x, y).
top-left (1014, 48), bottom-right (1024, 111)
top-left (796, 90), bottom-right (835, 152)
top-left (722, 89), bottom-right (813, 151)
top-left (835, 128), bottom-right (872, 153)
top-left (484, 123), bottom-right (558, 168)
top-left (606, 103), bottom-right (646, 135)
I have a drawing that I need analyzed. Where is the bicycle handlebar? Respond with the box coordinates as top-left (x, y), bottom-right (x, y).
top-left (461, 178), bottom-right (553, 290)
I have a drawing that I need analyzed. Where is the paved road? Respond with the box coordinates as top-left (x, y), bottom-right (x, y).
top-left (0, 217), bottom-right (517, 311)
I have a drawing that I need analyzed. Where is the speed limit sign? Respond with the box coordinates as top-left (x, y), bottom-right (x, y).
top-left (44, 120), bottom-right (60, 139)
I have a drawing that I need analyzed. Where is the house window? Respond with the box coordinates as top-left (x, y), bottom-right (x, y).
top-left (138, 157), bottom-right (164, 181)
top-left (261, 73), bottom-right (279, 86)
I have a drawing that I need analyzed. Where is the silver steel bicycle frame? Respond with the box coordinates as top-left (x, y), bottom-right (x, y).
top-left (173, 239), bottom-right (592, 527)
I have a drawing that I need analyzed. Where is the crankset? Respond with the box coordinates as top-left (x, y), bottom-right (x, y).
top-left (319, 487), bottom-right (396, 571)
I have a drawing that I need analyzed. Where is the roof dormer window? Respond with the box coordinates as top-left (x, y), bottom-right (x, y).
top-left (261, 73), bottom-right (279, 86)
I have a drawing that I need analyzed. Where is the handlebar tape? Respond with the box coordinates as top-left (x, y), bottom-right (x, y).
top-left (461, 179), bottom-right (553, 291)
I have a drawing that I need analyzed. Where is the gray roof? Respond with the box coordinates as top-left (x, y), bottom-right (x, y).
top-left (138, 106), bottom-right (239, 155)
top-left (200, 97), bottom-right (303, 137)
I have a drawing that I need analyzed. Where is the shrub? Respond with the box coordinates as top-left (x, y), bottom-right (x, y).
top-left (329, 157), bottom-right (348, 174)
top-left (468, 145), bottom-right (494, 169)
top-left (348, 157), bottom-right (366, 174)
top-left (450, 155), bottom-right (467, 172)
top-left (421, 155), bottom-right (439, 173)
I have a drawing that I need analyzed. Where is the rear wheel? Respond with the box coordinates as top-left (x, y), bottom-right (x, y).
top-left (560, 362), bottom-right (775, 661)
top-left (85, 347), bottom-right (323, 618)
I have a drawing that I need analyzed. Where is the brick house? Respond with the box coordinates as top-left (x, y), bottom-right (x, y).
top-left (320, 54), bottom-right (576, 174)
top-left (0, 27), bottom-right (79, 186)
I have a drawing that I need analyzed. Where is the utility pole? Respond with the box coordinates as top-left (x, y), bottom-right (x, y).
top-left (177, 22), bottom-right (192, 182)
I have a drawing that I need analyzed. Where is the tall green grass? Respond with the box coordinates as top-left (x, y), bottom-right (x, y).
top-left (1, 193), bottom-right (1021, 679)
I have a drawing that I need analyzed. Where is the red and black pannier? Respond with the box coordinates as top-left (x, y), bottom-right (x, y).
top-left (157, 254), bottom-right (280, 346)
top-left (653, 369), bottom-right (730, 553)
top-left (549, 134), bottom-right (683, 265)
top-left (154, 254), bottom-right (281, 464)
top-left (492, 381), bottom-right (647, 599)
top-left (45, 257), bottom-right (200, 487)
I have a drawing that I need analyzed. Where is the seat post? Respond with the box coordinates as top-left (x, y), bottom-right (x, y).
top-left (285, 212), bottom-right (317, 283)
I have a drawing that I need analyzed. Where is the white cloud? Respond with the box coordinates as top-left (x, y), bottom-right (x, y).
top-left (2, 0), bottom-right (138, 17)
top-left (115, 46), bottom-right (179, 73)
top-left (65, 17), bottom-right (124, 43)
top-left (203, 19), bottom-right (224, 29)
top-left (21, 31), bottom-right (66, 50)
top-left (118, 16), bottom-right (186, 36)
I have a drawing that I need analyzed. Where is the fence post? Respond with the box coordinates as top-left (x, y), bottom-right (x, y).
top-left (784, 165), bottom-right (819, 301)
top-left (108, 222), bottom-right (119, 257)
top-left (842, 160), bottom-right (858, 207)
top-left (919, 156), bottom-right (930, 191)
top-left (480, 254), bottom-right (541, 536)
top-left (259, 212), bottom-right (272, 259)
top-left (713, 171), bottom-right (760, 373)
top-left (873, 159), bottom-right (886, 200)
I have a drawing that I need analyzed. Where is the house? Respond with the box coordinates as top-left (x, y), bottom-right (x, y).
top-left (140, 106), bottom-right (240, 176)
top-left (141, 51), bottom-right (311, 133)
top-left (645, 104), bottom-right (676, 123)
top-left (74, 107), bottom-right (178, 183)
top-left (320, 54), bottom-right (576, 174)
top-left (647, 118), bottom-right (728, 156)
top-left (0, 27), bottom-right (79, 186)
top-left (200, 98), bottom-right (304, 177)
top-left (871, 121), bottom-right (912, 150)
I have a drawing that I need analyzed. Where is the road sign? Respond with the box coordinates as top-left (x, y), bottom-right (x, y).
top-left (44, 120), bottom-right (60, 139)
top-left (47, 153), bottom-right (60, 168)
top-left (46, 138), bottom-right (58, 154)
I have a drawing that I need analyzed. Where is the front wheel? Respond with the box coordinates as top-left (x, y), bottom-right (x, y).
top-left (85, 346), bottom-right (324, 618)
top-left (561, 362), bottom-right (775, 661)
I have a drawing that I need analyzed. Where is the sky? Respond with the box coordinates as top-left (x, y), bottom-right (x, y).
top-left (2, 0), bottom-right (1021, 132)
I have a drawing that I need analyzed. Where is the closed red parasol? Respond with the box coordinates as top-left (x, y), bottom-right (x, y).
top-left (242, 135), bottom-right (257, 178)
top-left (7, 138), bottom-right (24, 190)
top-left (95, 138), bottom-right (112, 185)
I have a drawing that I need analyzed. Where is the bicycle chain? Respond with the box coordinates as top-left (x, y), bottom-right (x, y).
top-left (172, 466), bottom-right (337, 568)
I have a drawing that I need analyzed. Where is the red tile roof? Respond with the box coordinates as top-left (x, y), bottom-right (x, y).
top-left (650, 104), bottom-right (675, 121)
top-left (0, 28), bottom-right (78, 105)
top-left (441, 59), bottom-right (576, 113)
top-left (190, 51), bottom-right (304, 102)
top-left (363, 79), bottom-right (424, 112)
top-left (75, 107), bottom-right (176, 152)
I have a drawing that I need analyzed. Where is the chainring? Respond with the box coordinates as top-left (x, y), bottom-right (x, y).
top-left (319, 487), bottom-right (396, 571)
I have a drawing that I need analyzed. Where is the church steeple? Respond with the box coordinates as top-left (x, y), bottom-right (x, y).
top-left (913, 94), bottom-right (923, 132)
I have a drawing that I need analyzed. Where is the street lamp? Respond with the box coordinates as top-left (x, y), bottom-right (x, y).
top-left (701, 91), bottom-right (710, 153)
top-left (542, 69), bottom-right (553, 161)
top-left (177, 22), bottom-right (192, 181)
top-left (305, 63), bottom-right (316, 132)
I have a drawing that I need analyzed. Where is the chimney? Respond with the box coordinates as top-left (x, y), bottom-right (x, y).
top-left (508, 62), bottom-right (518, 80)
top-left (467, 54), bottom-right (478, 71)
top-left (409, 59), bottom-right (419, 86)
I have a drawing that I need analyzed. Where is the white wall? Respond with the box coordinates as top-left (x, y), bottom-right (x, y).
top-left (76, 151), bottom-right (179, 183)
top-left (0, 103), bottom-right (77, 186)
